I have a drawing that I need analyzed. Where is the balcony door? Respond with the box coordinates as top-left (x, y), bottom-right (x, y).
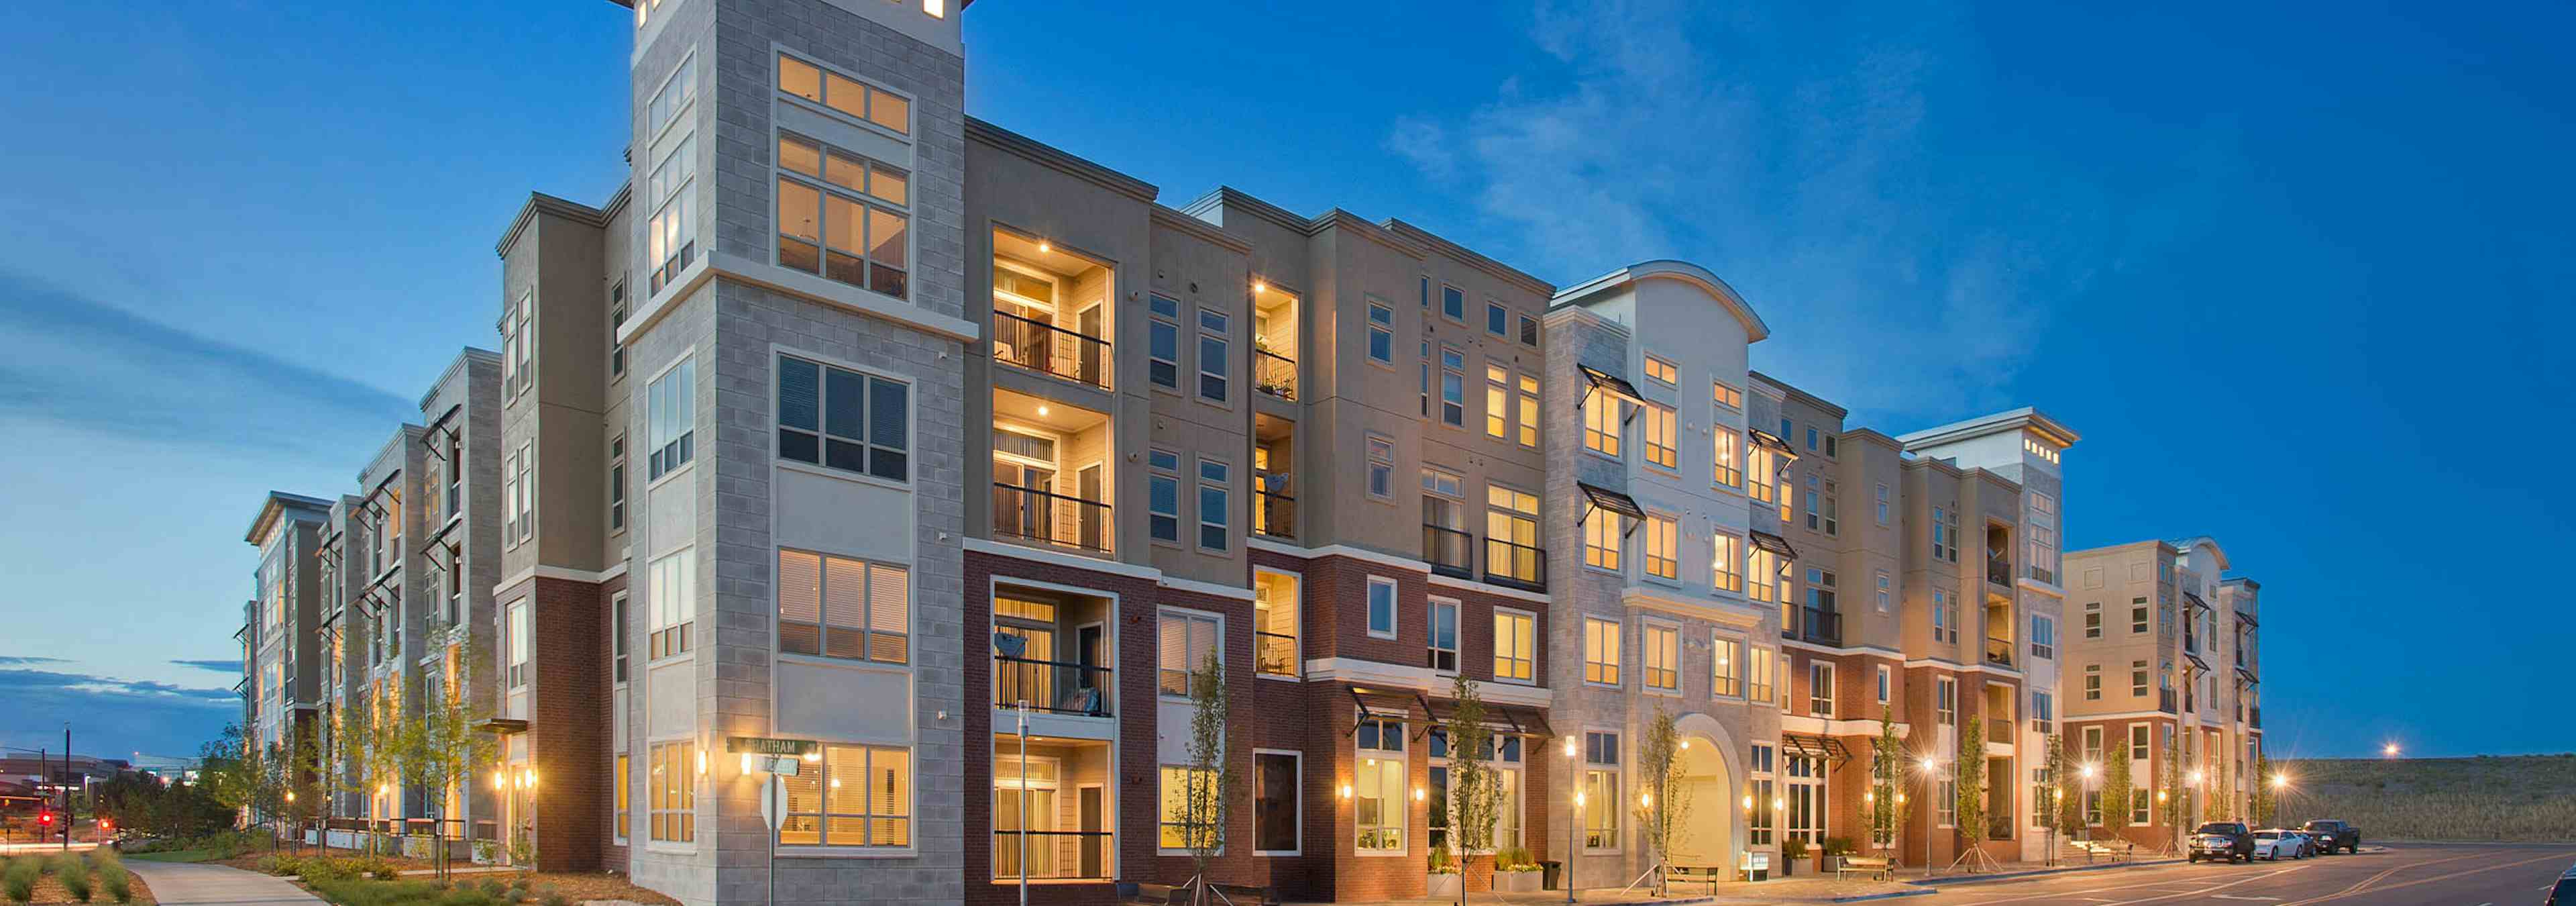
top-left (1785, 753), bottom-right (1827, 846)
top-left (994, 427), bottom-right (1061, 544)
top-left (994, 754), bottom-right (1061, 878)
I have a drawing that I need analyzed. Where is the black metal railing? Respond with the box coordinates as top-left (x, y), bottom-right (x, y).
top-left (1423, 525), bottom-right (1474, 579)
top-left (1483, 538), bottom-right (1546, 591)
top-left (991, 653), bottom-right (1112, 717)
top-left (2249, 705), bottom-right (2261, 727)
top-left (1985, 636), bottom-right (2014, 667)
top-left (1255, 631), bottom-right (1298, 676)
top-left (991, 483), bottom-right (1112, 552)
top-left (1255, 489), bottom-right (1295, 540)
top-left (1990, 717), bottom-right (2015, 743)
top-left (2159, 689), bottom-right (2179, 713)
top-left (990, 829), bottom-right (1115, 880)
top-left (991, 309), bottom-right (1110, 389)
top-left (1801, 607), bottom-right (1843, 645)
top-left (1253, 348), bottom-right (1297, 400)
top-left (1988, 558), bottom-right (2014, 587)
top-left (2027, 564), bottom-right (2055, 585)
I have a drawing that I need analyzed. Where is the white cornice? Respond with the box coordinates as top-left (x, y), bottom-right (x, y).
top-left (1299, 658), bottom-right (1551, 707)
top-left (1246, 538), bottom-right (1551, 604)
top-left (963, 538), bottom-right (1255, 600)
top-left (1620, 585), bottom-right (1766, 630)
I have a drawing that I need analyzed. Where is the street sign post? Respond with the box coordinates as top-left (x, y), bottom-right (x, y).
top-left (733, 737), bottom-right (812, 906)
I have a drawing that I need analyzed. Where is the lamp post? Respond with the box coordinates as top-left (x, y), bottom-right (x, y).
top-left (1917, 756), bottom-right (1938, 875)
top-left (1563, 734), bottom-right (1580, 905)
top-left (2079, 764), bottom-right (2099, 840)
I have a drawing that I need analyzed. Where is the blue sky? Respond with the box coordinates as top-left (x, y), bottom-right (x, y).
top-left (1, 0), bottom-right (2567, 762)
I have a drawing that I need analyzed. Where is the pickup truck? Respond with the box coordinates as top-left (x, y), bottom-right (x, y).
top-left (2189, 821), bottom-right (2256, 863)
top-left (2300, 819), bottom-right (2360, 854)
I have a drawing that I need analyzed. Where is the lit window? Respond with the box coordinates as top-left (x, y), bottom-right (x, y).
top-left (648, 548), bottom-right (696, 659)
top-left (1354, 719), bottom-right (1405, 852)
top-left (780, 744), bottom-right (910, 847)
top-left (647, 740), bottom-right (696, 842)
top-left (1157, 610), bottom-right (1220, 697)
top-left (1582, 617), bottom-right (1621, 685)
top-left (1516, 373), bottom-right (1540, 447)
top-left (1583, 512), bottom-right (1623, 571)
top-left (777, 54), bottom-right (908, 136)
top-left (1713, 430), bottom-right (1741, 489)
top-left (1747, 650), bottom-right (1772, 705)
top-left (1711, 534), bottom-right (1742, 593)
top-left (1159, 766), bottom-right (1218, 850)
top-left (1644, 515), bottom-right (1678, 580)
top-left (1809, 661), bottom-right (1835, 716)
top-left (1643, 354), bottom-right (1678, 385)
top-left (1485, 364), bottom-right (1509, 438)
top-left (1493, 609), bottom-right (1534, 682)
top-left (1643, 623), bottom-right (1678, 691)
top-left (775, 549), bottom-right (909, 664)
top-left (1712, 636), bottom-right (1741, 697)
top-left (1644, 405), bottom-right (1677, 469)
top-left (1584, 395), bottom-right (1623, 457)
top-left (1712, 381), bottom-right (1743, 410)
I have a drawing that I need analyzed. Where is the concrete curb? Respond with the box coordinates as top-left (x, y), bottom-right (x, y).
top-left (1906, 857), bottom-right (2186, 888)
top-left (1829, 887), bottom-right (1938, 902)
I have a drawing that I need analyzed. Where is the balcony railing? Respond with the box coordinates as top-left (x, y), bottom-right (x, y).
top-left (991, 829), bottom-right (1114, 880)
top-left (1423, 525), bottom-right (1474, 579)
top-left (1800, 607), bottom-right (1843, 646)
top-left (2159, 688), bottom-right (2179, 714)
top-left (1987, 558), bottom-right (2014, 587)
top-left (1253, 348), bottom-right (1297, 401)
top-left (1990, 717), bottom-right (2015, 742)
top-left (991, 309), bottom-right (1110, 389)
top-left (991, 654), bottom-right (1111, 717)
top-left (1984, 636), bottom-right (2014, 667)
top-left (991, 483), bottom-right (1111, 553)
top-left (1254, 489), bottom-right (1295, 540)
top-left (1483, 538), bottom-right (1547, 591)
top-left (2027, 564), bottom-right (2055, 585)
top-left (1255, 631), bottom-right (1298, 677)
top-left (2249, 705), bottom-right (2261, 728)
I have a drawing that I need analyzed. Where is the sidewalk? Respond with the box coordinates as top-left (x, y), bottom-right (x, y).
top-left (125, 859), bottom-right (326, 906)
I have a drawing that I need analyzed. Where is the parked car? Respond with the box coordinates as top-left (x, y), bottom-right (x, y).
top-left (2300, 819), bottom-right (2360, 854)
top-left (2543, 862), bottom-right (2575, 905)
top-left (2251, 829), bottom-right (2305, 860)
top-left (2189, 821), bottom-right (2256, 863)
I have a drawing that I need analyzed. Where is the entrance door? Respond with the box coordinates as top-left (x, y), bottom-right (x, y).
top-left (1668, 735), bottom-right (1733, 871)
top-left (1077, 785), bottom-right (1105, 878)
top-left (1786, 754), bottom-right (1827, 846)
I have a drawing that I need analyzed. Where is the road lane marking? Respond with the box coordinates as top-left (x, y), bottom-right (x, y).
top-left (1963, 865), bottom-right (2307, 905)
top-left (2304, 848), bottom-right (2493, 901)
top-left (2277, 851), bottom-right (2576, 905)
top-left (2210, 896), bottom-right (2279, 901)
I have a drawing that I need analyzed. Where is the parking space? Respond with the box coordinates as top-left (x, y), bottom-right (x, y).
top-left (1930, 843), bottom-right (2576, 905)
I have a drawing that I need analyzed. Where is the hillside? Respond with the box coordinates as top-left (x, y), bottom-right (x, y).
top-left (2277, 754), bottom-right (2576, 842)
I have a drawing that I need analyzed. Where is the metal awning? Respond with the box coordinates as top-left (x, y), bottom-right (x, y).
top-left (2184, 591), bottom-right (2212, 613)
top-left (2182, 652), bottom-right (2210, 673)
top-left (1748, 428), bottom-right (1798, 457)
top-left (1749, 530), bottom-right (1799, 560)
top-left (1780, 734), bottom-right (1851, 764)
top-left (1415, 692), bottom-right (1554, 740)
top-left (2235, 667), bottom-right (2258, 687)
top-left (2233, 611), bottom-right (2257, 627)
top-left (1576, 483), bottom-right (1647, 538)
top-left (476, 718), bottom-right (529, 735)
top-left (1346, 686), bottom-right (1419, 736)
top-left (1576, 364), bottom-right (1647, 407)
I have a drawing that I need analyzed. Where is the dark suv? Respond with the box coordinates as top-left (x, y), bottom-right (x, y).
top-left (2190, 821), bottom-right (2256, 863)
top-left (2300, 819), bottom-right (2359, 854)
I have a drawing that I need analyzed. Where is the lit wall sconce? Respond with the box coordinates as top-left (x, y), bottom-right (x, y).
top-left (1413, 787), bottom-right (1424, 802)
top-left (1741, 794), bottom-right (1754, 811)
top-left (1338, 784), bottom-right (1352, 800)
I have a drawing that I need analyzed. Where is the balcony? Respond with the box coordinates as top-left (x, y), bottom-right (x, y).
top-left (990, 736), bottom-right (1114, 880)
top-left (1423, 525), bottom-right (1474, 580)
top-left (1799, 607), bottom-right (1843, 646)
top-left (991, 484), bottom-right (1112, 553)
top-left (2159, 688), bottom-right (2179, 714)
top-left (1987, 558), bottom-right (2014, 587)
top-left (1253, 348), bottom-right (1297, 401)
top-left (992, 309), bottom-right (1110, 389)
top-left (2027, 564), bottom-right (2055, 585)
top-left (991, 654), bottom-right (1110, 717)
top-left (1254, 490), bottom-right (1295, 540)
top-left (2249, 705), bottom-right (2261, 728)
top-left (1255, 632), bottom-right (1297, 677)
top-left (1252, 570), bottom-right (1299, 679)
top-left (1483, 538), bottom-right (1547, 592)
top-left (1984, 636), bottom-right (2014, 668)
top-left (1989, 717), bottom-right (2015, 743)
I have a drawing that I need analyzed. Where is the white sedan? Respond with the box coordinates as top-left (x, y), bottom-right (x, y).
top-left (2251, 829), bottom-right (2306, 860)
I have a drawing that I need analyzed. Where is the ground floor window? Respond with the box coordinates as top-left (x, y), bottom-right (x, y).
top-left (1582, 768), bottom-right (1619, 850)
top-left (1159, 766), bottom-right (1218, 851)
top-left (613, 754), bottom-right (629, 844)
top-left (1254, 752), bottom-right (1299, 853)
top-left (648, 741), bottom-right (696, 843)
top-left (1748, 777), bottom-right (1774, 845)
top-left (782, 744), bottom-right (910, 848)
top-left (1786, 754), bottom-right (1827, 845)
top-left (1356, 720), bottom-right (1406, 852)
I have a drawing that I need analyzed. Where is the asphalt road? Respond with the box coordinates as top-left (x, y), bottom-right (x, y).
top-left (1931, 844), bottom-right (2576, 905)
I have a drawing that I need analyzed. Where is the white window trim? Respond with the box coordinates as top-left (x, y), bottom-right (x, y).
top-left (1364, 575), bottom-right (1399, 640)
top-left (1582, 616), bottom-right (1623, 689)
top-left (1252, 748), bottom-right (1303, 856)
top-left (1427, 595), bottom-right (1461, 676)
top-left (1640, 617), bottom-right (1681, 695)
top-left (1492, 606), bottom-right (1538, 686)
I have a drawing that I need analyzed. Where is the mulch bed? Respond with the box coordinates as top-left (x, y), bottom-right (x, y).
top-left (11, 862), bottom-right (155, 905)
top-left (211, 843), bottom-right (437, 873)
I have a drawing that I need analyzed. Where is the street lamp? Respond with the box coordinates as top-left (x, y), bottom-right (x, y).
top-left (1917, 756), bottom-right (1939, 872)
top-left (1564, 734), bottom-right (1581, 905)
top-left (2079, 764), bottom-right (2099, 839)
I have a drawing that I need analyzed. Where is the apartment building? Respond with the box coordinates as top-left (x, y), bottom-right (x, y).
top-left (241, 492), bottom-right (333, 754)
top-left (2060, 537), bottom-right (2264, 844)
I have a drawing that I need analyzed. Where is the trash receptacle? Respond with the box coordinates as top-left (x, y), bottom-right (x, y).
top-left (1540, 860), bottom-right (1562, 891)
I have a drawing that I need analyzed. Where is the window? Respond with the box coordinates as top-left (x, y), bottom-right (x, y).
top-left (1158, 609), bottom-right (1220, 697)
top-left (1485, 485), bottom-right (1540, 584)
top-left (2131, 660), bottom-right (2149, 697)
top-left (647, 138), bottom-right (696, 293)
top-left (1197, 458), bottom-right (1230, 550)
top-left (1583, 393), bottom-right (1623, 456)
top-left (1748, 548), bottom-right (1781, 604)
top-left (776, 53), bottom-right (908, 136)
top-left (2032, 691), bottom-right (2053, 732)
top-left (1419, 276), bottom-right (1430, 307)
top-left (1366, 576), bottom-right (1397, 640)
top-left (1932, 589), bottom-right (1952, 643)
top-left (2131, 787), bottom-right (2152, 826)
top-left (647, 355), bottom-right (696, 480)
top-left (614, 753), bottom-right (630, 842)
top-left (1582, 732), bottom-right (1619, 850)
top-left (1132, 448), bottom-right (1177, 543)
top-left (1809, 661), bottom-right (1835, 716)
top-left (645, 54), bottom-right (696, 139)
top-left (611, 594), bottom-right (630, 683)
top-left (2130, 723), bottom-right (2151, 760)
top-left (648, 549), bottom-right (695, 659)
top-left (510, 441), bottom-right (534, 544)
top-left (775, 549), bottom-right (909, 664)
top-left (1712, 534), bottom-right (1742, 593)
top-left (1876, 484), bottom-right (1890, 525)
top-left (2031, 615), bottom-right (2056, 660)
top-left (1939, 769), bottom-right (1957, 827)
top-left (1354, 719), bottom-right (1405, 852)
top-left (1159, 766), bottom-right (1218, 851)
top-left (1876, 664), bottom-right (1892, 705)
top-left (1254, 752), bottom-right (1299, 854)
top-left (1807, 568), bottom-right (1837, 614)
top-left (1583, 511), bottom-right (1622, 571)
top-left (1748, 444), bottom-right (1778, 504)
top-left (1519, 313), bottom-right (1539, 346)
top-left (1874, 571), bottom-right (1891, 613)
top-left (1438, 346), bottom-right (1465, 427)
top-left (1643, 404), bottom-right (1677, 469)
top-left (1712, 428), bottom-right (1741, 489)
top-left (647, 740), bottom-right (696, 842)
top-left (608, 435), bottom-right (627, 532)
top-left (774, 354), bottom-right (908, 481)
top-left (1644, 515), bottom-right (1678, 580)
top-left (780, 744), bottom-right (910, 847)
top-left (1712, 636), bottom-right (1742, 697)
top-left (1748, 648), bottom-right (1774, 704)
top-left (1195, 307), bottom-right (1230, 402)
top-left (1712, 381), bottom-right (1743, 410)
top-left (2132, 603), bottom-right (2149, 634)
top-left (1931, 507), bottom-right (1953, 560)
top-left (500, 446), bottom-right (521, 546)
top-left (1643, 623), bottom-right (1678, 691)
top-left (2084, 664), bottom-right (2102, 701)
top-left (2083, 601), bottom-right (2102, 639)
top-left (1148, 295), bottom-right (1181, 388)
top-left (1638, 354), bottom-right (1677, 386)
top-left (1825, 435), bottom-right (1837, 458)
top-left (1515, 373), bottom-right (1540, 447)
top-left (1485, 364), bottom-right (1510, 438)
top-left (1582, 617), bottom-right (1621, 685)
top-left (1428, 598), bottom-right (1459, 672)
top-left (608, 283), bottom-right (628, 379)
top-left (1806, 426), bottom-right (1819, 452)
top-left (1935, 676), bottom-right (1956, 725)
top-left (1419, 340), bottom-right (1431, 416)
top-left (1486, 301), bottom-right (1509, 336)
top-left (1366, 302), bottom-right (1393, 364)
top-left (504, 601), bottom-right (529, 689)
top-left (502, 291), bottom-right (534, 399)
top-left (1342, 436), bottom-right (1388, 502)
top-left (1440, 284), bottom-right (1464, 321)
top-left (1493, 609), bottom-right (1535, 683)
top-left (1821, 480), bottom-right (1838, 535)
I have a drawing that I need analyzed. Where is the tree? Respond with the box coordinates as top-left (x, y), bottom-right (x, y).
top-left (1953, 719), bottom-right (1986, 864)
top-left (2214, 767), bottom-right (2236, 823)
top-left (2103, 738), bottom-right (2133, 842)
top-left (197, 723), bottom-right (254, 827)
top-left (1868, 719), bottom-right (1907, 857)
top-left (2050, 734), bottom-right (2082, 834)
top-left (1631, 706), bottom-right (1688, 896)
top-left (1443, 674), bottom-right (1506, 903)
top-left (2249, 754), bottom-right (2275, 826)
top-left (2159, 729), bottom-right (2186, 850)
top-left (394, 648), bottom-right (496, 879)
top-left (1178, 651), bottom-right (1235, 906)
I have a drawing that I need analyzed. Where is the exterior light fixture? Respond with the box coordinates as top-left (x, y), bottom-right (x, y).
top-left (2271, 774), bottom-right (2288, 789)
top-left (2383, 743), bottom-right (2400, 758)
top-left (1413, 787), bottom-right (1424, 802)
top-left (1741, 795), bottom-right (1754, 811)
top-left (1037, 241), bottom-right (1051, 254)
top-left (1639, 792), bottom-right (1652, 809)
top-left (1338, 784), bottom-right (1352, 800)
top-left (1252, 280), bottom-right (1267, 295)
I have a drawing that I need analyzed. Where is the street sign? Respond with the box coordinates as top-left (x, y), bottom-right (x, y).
top-left (727, 736), bottom-right (818, 756)
top-left (756, 775), bottom-right (788, 831)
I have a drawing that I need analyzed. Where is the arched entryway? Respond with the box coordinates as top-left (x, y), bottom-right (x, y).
top-left (1663, 713), bottom-right (1747, 878)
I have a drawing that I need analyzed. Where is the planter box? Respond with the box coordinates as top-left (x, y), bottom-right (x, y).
top-left (1426, 874), bottom-right (1462, 897)
top-left (1493, 870), bottom-right (1542, 893)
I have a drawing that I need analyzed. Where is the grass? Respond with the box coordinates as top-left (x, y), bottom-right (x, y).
top-left (0, 852), bottom-right (147, 905)
top-left (2277, 754), bottom-right (2576, 842)
top-left (115, 854), bottom-right (213, 866)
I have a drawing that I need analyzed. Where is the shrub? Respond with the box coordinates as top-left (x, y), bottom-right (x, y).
top-left (1495, 846), bottom-right (1540, 872)
top-left (4, 858), bottom-right (39, 903)
top-left (540, 893), bottom-right (570, 906)
top-left (99, 868), bottom-right (132, 905)
top-left (258, 855), bottom-right (303, 876)
top-left (1823, 836), bottom-right (1858, 856)
top-left (1781, 837), bottom-right (1810, 860)
top-left (1426, 848), bottom-right (1456, 874)
top-left (54, 854), bottom-right (93, 903)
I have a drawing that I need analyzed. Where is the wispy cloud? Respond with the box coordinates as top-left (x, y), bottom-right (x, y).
top-left (0, 667), bottom-right (237, 760)
top-left (0, 269), bottom-right (411, 456)
top-left (1390, 0), bottom-right (2110, 424)
top-left (0, 656), bottom-right (68, 666)
top-left (169, 659), bottom-right (244, 674)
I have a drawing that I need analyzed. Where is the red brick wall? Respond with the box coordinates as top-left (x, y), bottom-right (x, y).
top-left (526, 576), bottom-right (608, 873)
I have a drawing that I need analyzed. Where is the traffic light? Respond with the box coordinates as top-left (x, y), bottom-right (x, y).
top-left (36, 811), bottom-right (54, 827)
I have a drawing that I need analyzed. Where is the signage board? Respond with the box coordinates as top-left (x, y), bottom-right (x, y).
top-left (727, 736), bottom-right (818, 756)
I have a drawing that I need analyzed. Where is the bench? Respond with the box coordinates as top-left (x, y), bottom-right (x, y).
top-left (1837, 856), bottom-right (1894, 881)
top-left (1668, 864), bottom-right (1728, 889)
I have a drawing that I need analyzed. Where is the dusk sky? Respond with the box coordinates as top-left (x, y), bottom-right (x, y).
top-left (1, 0), bottom-right (2567, 763)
